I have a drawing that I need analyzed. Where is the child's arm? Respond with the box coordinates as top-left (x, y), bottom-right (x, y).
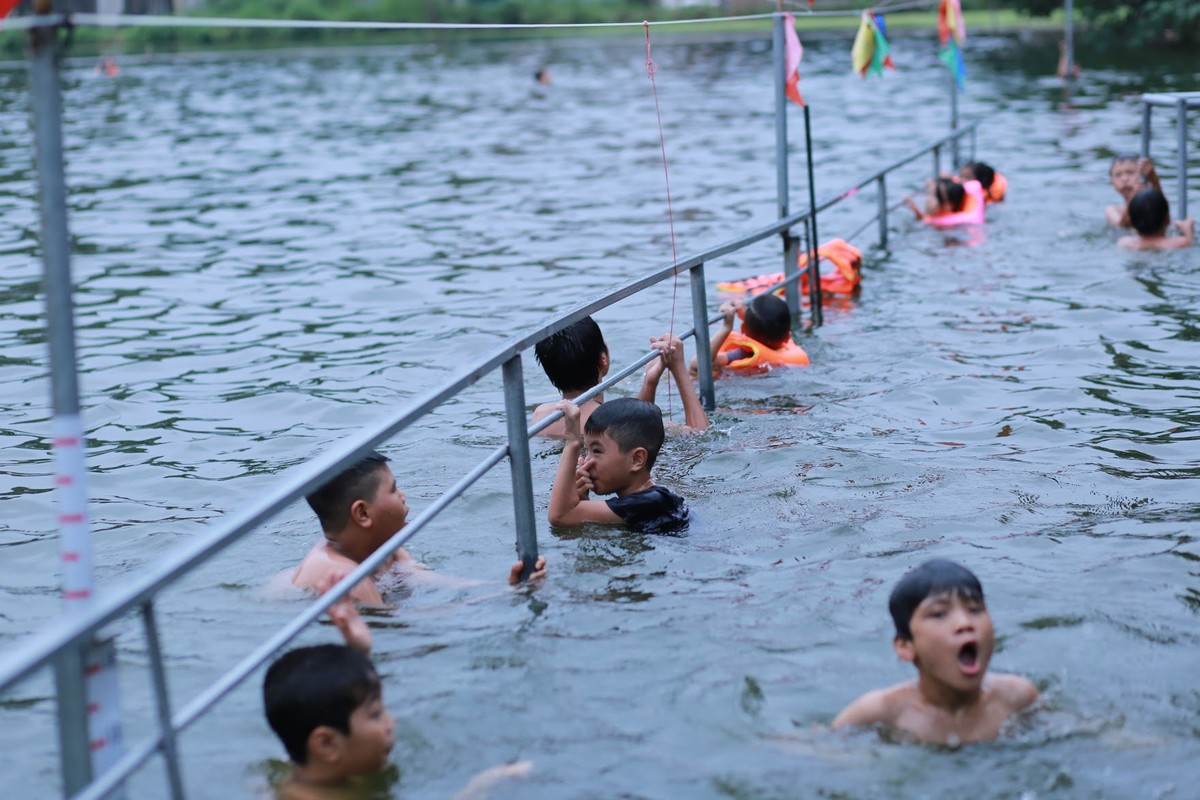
top-left (507, 556), bottom-right (548, 584)
top-left (1139, 158), bottom-right (1162, 192)
top-left (451, 761), bottom-right (533, 800)
top-left (903, 196), bottom-right (925, 220)
top-left (637, 345), bottom-right (668, 405)
top-left (546, 401), bottom-right (623, 526)
top-left (655, 333), bottom-right (709, 431)
top-left (1174, 216), bottom-right (1195, 247)
top-left (317, 572), bottom-right (373, 655)
top-left (691, 299), bottom-right (740, 377)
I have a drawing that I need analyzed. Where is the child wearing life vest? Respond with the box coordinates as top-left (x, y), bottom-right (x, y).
top-left (1117, 187), bottom-right (1194, 250)
top-left (832, 559), bottom-right (1039, 745)
top-left (904, 177), bottom-right (985, 227)
top-left (693, 295), bottom-right (809, 376)
top-left (958, 161), bottom-right (1006, 204)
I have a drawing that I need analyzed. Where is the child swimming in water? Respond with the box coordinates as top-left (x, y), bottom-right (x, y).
top-left (904, 177), bottom-right (985, 227)
top-left (832, 559), bottom-right (1039, 745)
top-left (691, 295), bottom-right (808, 375)
top-left (1106, 155), bottom-right (1160, 228)
top-left (290, 451), bottom-right (545, 605)
top-left (1117, 187), bottom-right (1194, 250)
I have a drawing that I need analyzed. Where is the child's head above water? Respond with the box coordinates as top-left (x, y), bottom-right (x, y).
top-left (927, 177), bottom-right (965, 216)
top-left (535, 316), bottom-right (610, 395)
top-left (305, 451), bottom-right (393, 536)
top-left (263, 643), bottom-right (394, 775)
top-left (1109, 154), bottom-right (1141, 201)
top-left (1128, 187), bottom-right (1170, 237)
top-left (583, 397), bottom-right (665, 474)
top-left (958, 162), bottom-right (995, 191)
top-left (742, 294), bottom-right (791, 350)
top-left (889, 558), bottom-right (984, 641)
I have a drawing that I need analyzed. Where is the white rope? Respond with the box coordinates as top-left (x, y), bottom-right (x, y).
top-left (783, 0), bottom-right (937, 17)
top-left (1, 11), bottom-right (777, 33)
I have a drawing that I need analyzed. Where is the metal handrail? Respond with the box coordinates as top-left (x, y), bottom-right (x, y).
top-left (1139, 91), bottom-right (1196, 222)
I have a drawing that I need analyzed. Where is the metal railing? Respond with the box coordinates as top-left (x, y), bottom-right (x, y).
top-left (0, 13), bottom-right (981, 800)
top-left (1140, 91), bottom-right (1200, 222)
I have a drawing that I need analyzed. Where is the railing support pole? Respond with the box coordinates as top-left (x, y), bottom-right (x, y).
top-left (1176, 99), bottom-right (1188, 222)
top-left (932, 145), bottom-right (941, 180)
top-left (783, 233), bottom-right (801, 329)
top-left (29, 17), bottom-right (126, 796)
top-left (806, 219), bottom-right (822, 328)
top-left (689, 264), bottom-right (715, 411)
top-left (501, 356), bottom-right (538, 581)
top-left (949, 70), bottom-right (959, 168)
top-left (1063, 0), bottom-right (1075, 81)
top-left (876, 175), bottom-right (888, 248)
top-left (1140, 102), bottom-right (1152, 159)
top-left (771, 12), bottom-right (792, 296)
top-left (142, 603), bottom-right (186, 800)
top-left (970, 127), bottom-right (977, 162)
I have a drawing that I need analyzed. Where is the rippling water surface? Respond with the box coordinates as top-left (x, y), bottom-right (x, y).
top-left (1, 28), bottom-right (1199, 799)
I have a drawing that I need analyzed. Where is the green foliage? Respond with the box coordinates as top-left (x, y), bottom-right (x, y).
top-left (999, 0), bottom-right (1200, 45)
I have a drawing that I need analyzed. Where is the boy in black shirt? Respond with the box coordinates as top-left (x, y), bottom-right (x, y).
top-left (547, 396), bottom-right (689, 535)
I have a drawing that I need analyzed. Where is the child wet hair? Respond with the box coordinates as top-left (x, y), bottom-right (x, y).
top-left (888, 559), bottom-right (984, 641)
top-left (304, 451), bottom-right (390, 535)
top-left (584, 397), bottom-right (665, 470)
top-left (961, 161), bottom-right (995, 190)
top-left (933, 178), bottom-right (966, 213)
top-left (535, 316), bottom-right (608, 394)
top-left (1128, 187), bottom-right (1170, 236)
top-left (263, 643), bottom-right (382, 764)
top-left (742, 294), bottom-right (791, 350)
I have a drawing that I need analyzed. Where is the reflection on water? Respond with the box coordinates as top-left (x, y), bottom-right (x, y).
top-left (0, 29), bottom-right (1198, 800)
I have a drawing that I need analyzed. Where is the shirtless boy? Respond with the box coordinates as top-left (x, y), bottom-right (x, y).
top-left (291, 451), bottom-right (544, 605)
top-left (832, 559), bottom-right (1039, 745)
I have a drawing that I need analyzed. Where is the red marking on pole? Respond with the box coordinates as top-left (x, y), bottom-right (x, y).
top-left (89, 738), bottom-right (107, 752)
top-left (87, 703), bottom-right (100, 714)
top-left (61, 551), bottom-right (81, 562)
top-left (59, 513), bottom-right (86, 524)
top-left (55, 475), bottom-right (74, 486)
top-left (84, 663), bottom-right (102, 676)
top-left (64, 589), bottom-right (93, 600)
top-left (53, 436), bottom-right (80, 447)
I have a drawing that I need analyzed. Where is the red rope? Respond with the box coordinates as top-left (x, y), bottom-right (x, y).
top-left (644, 21), bottom-right (680, 417)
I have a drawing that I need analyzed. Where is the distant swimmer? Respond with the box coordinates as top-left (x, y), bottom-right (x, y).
top-left (534, 67), bottom-right (552, 85)
top-left (832, 559), bottom-right (1040, 745)
top-left (94, 57), bottom-right (119, 77)
top-left (905, 176), bottom-right (985, 227)
top-left (957, 161), bottom-right (1006, 204)
top-left (1117, 187), bottom-right (1194, 250)
top-left (1106, 155), bottom-right (1159, 228)
top-left (692, 296), bottom-right (809, 376)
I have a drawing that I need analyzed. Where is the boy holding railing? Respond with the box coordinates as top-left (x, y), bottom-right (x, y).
top-left (290, 450), bottom-right (545, 605)
top-left (531, 316), bottom-right (708, 437)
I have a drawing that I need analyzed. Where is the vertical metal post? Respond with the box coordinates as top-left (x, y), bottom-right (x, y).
top-left (29, 17), bottom-right (122, 797)
top-left (802, 105), bottom-right (822, 329)
top-left (142, 604), bottom-right (185, 800)
top-left (1140, 102), bottom-right (1152, 159)
top-left (932, 145), bottom-right (941, 179)
top-left (688, 264), bottom-right (715, 411)
top-left (1176, 99), bottom-right (1188, 222)
top-left (783, 233), bottom-right (801, 327)
top-left (1063, 0), bottom-right (1074, 80)
top-left (772, 13), bottom-right (792, 282)
top-left (970, 126), bottom-right (977, 162)
top-left (501, 356), bottom-right (538, 581)
top-left (949, 71), bottom-right (960, 168)
top-left (876, 175), bottom-right (888, 248)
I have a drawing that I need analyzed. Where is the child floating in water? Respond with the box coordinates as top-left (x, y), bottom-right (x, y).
top-left (1106, 155), bottom-right (1160, 228)
top-left (832, 559), bottom-right (1039, 745)
top-left (692, 295), bottom-right (808, 376)
top-left (264, 579), bottom-right (533, 799)
top-left (1117, 187), bottom-right (1194, 250)
top-left (904, 177), bottom-right (985, 227)
top-left (290, 451), bottom-right (544, 605)
top-left (958, 161), bottom-right (1006, 204)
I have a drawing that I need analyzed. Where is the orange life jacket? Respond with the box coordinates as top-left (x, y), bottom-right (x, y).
top-left (715, 239), bottom-right (862, 297)
top-left (719, 330), bottom-right (810, 370)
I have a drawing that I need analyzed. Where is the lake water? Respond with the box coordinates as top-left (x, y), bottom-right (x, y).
top-left (1, 25), bottom-right (1199, 800)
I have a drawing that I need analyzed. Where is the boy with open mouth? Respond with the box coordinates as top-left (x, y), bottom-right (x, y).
top-left (832, 559), bottom-right (1039, 745)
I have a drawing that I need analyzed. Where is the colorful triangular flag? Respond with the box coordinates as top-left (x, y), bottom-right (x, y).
top-left (939, 39), bottom-right (967, 90)
top-left (784, 12), bottom-right (804, 106)
top-left (1, 0), bottom-right (20, 20)
top-left (938, 0), bottom-right (966, 47)
top-left (852, 11), bottom-right (894, 79)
